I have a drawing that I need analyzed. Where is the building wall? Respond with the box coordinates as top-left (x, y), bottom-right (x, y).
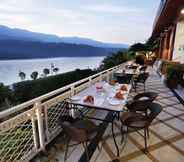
top-left (173, 19), bottom-right (184, 63)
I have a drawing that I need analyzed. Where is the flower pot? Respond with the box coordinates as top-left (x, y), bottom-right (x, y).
top-left (166, 79), bottom-right (178, 89)
top-left (181, 79), bottom-right (184, 88)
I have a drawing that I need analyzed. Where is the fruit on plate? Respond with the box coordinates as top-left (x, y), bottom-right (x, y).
top-left (110, 80), bottom-right (117, 86)
top-left (84, 95), bottom-right (94, 104)
top-left (120, 85), bottom-right (128, 91)
top-left (115, 91), bottom-right (124, 100)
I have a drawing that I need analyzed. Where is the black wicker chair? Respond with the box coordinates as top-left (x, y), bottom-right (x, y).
top-left (58, 100), bottom-right (98, 162)
top-left (133, 72), bottom-right (149, 92)
top-left (116, 74), bottom-right (133, 84)
top-left (120, 102), bottom-right (162, 152)
top-left (139, 65), bottom-right (147, 73)
top-left (133, 92), bottom-right (158, 102)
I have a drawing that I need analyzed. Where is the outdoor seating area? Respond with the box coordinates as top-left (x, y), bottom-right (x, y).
top-left (30, 63), bottom-right (184, 162)
top-left (1, 1), bottom-right (184, 162)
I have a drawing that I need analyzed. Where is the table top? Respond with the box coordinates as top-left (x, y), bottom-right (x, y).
top-left (70, 81), bottom-right (131, 112)
top-left (115, 66), bottom-right (141, 75)
top-left (115, 69), bottom-right (138, 75)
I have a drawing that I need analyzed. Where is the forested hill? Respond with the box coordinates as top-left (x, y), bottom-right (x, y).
top-left (0, 40), bottom-right (122, 59)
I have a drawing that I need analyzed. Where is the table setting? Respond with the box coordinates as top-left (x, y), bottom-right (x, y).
top-left (70, 81), bottom-right (131, 111)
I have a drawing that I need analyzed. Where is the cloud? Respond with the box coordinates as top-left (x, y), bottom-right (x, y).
top-left (85, 4), bottom-right (143, 15)
top-left (0, 0), bottom-right (160, 44)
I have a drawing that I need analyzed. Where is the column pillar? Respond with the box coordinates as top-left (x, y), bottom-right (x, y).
top-left (159, 34), bottom-right (164, 59)
top-left (163, 31), bottom-right (169, 60)
top-left (168, 25), bottom-right (176, 60)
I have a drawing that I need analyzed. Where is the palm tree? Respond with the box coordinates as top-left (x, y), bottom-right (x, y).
top-left (51, 63), bottom-right (55, 75)
top-left (31, 71), bottom-right (38, 80)
top-left (53, 67), bottom-right (59, 74)
top-left (43, 68), bottom-right (50, 77)
top-left (18, 71), bottom-right (26, 81)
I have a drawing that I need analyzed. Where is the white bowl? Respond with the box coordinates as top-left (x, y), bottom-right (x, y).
top-left (108, 98), bottom-right (120, 105)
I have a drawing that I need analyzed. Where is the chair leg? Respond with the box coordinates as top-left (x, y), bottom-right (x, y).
top-left (120, 124), bottom-right (124, 144)
top-left (82, 142), bottom-right (89, 162)
top-left (64, 138), bottom-right (70, 162)
top-left (97, 144), bottom-right (100, 151)
top-left (145, 111), bottom-right (150, 139)
top-left (134, 83), bottom-right (137, 92)
top-left (144, 83), bottom-right (146, 92)
top-left (120, 121), bottom-right (128, 144)
top-left (144, 128), bottom-right (148, 153)
top-left (147, 128), bottom-right (150, 139)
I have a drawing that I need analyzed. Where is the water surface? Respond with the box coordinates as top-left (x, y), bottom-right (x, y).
top-left (0, 57), bottom-right (104, 85)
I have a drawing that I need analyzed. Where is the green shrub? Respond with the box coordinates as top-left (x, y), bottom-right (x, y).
top-left (13, 69), bottom-right (95, 103)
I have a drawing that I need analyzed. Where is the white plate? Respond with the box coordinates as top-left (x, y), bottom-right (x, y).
top-left (139, 97), bottom-right (149, 100)
top-left (108, 98), bottom-right (120, 105)
top-left (71, 96), bottom-right (80, 101)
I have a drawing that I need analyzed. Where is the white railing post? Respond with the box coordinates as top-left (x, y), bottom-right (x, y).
top-left (107, 71), bottom-right (110, 82)
top-left (70, 85), bottom-right (76, 117)
top-left (35, 102), bottom-right (45, 150)
top-left (31, 110), bottom-right (39, 150)
top-left (89, 76), bottom-right (92, 86)
top-left (44, 105), bottom-right (49, 142)
top-left (71, 85), bottom-right (75, 96)
top-left (99, 73), bottom-right (103, 82)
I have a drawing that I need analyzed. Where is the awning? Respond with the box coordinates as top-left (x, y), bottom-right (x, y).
top-left (152, 0), bottom-right (184, 38)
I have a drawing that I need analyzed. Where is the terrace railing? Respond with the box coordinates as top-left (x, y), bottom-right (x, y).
top-left (0, 62), bottom-right (127, 162)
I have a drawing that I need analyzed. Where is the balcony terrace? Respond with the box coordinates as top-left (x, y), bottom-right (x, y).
top-left (0, 61), bottom-right (184, 162)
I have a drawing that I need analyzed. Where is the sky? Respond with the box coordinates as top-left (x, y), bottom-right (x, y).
top-left (0, 0), bottom-right (160, 45)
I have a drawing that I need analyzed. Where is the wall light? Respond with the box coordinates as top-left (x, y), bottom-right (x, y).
top-left (181, 8), bottom-right (184, 14)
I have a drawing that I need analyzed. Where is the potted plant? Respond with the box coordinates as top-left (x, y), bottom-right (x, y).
top-left (166, 66), bottom-right (177, 88)
top-left (181, 74), bottom-right (184, 87)
top-left (135, 54), bottom-right (145, 65)
top-left (166, 64), bottom-right (183, 89)
top-left (178, 64), bottom-right (184, 87)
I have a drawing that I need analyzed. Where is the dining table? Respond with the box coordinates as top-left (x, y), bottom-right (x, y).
top-left (68, 81), bottom-right (132, 157)
top-left (115, 65), bottom-right (141, 76)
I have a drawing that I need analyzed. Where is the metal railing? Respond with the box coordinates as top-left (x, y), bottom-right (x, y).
top-left (0, 62), bottom-right (127, 162)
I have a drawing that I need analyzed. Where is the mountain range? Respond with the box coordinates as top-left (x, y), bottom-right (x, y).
top-left (0, 25), bottom-right (128, 59)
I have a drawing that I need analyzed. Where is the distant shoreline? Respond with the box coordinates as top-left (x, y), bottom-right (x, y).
top-left (0, 55), bottom-right (106, 61)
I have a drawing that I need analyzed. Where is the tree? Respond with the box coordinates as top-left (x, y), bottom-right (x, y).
top-left (51, 63), bottom-right (55, 75)
top-left (53, 67), bottom-right (59, 74)
top-left (99, 50), bottom-right (129, 70)
top-left (31, 71), bottom-right (38, 80)
top-left (0, 83), bottom-right (14, 110)
top-left (43, 68), bottom-right (50, 77)
top-left (146, 37), bottom-right (159, 51)
top-left (129, 38), bottom-right (159, 53)
top-left (18, 71), bottom-right (26, 81)
top-left (128, 43), bottom-right (148, 52)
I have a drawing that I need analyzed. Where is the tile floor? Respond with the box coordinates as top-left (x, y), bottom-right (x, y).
top-left (32, 67), bottom-right (184, 162)
top-left (175, 85), bottom-right (184, 100)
